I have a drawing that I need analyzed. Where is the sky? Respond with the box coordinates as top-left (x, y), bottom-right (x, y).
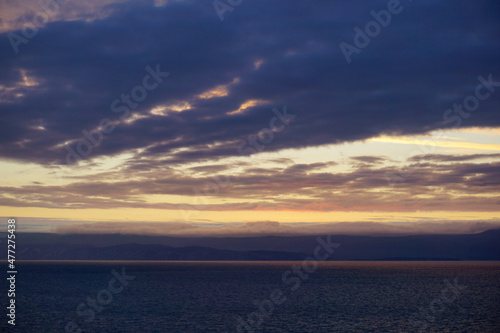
top-left (0, 0), bottom-right (499, 236)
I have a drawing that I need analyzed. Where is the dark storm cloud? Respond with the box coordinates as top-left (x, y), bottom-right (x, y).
top-left (1, 0), bottom-right (499, 166)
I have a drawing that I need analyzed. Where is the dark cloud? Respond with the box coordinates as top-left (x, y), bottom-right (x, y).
top-left (188, 164), bottom-right (229, 174)
top-left (408, 153), bottom-right (500, 163)
top-left (283, 162), bottom-right (335, 174)
top-left (0, 0), bottom-right (499, 166)
top-left (350, 156), bottom-right (387, 164)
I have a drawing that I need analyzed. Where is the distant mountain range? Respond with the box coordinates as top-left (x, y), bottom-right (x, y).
top-left (2, 229), bottom-right (500, 261)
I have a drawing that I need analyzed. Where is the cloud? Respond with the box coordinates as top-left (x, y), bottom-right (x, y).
top-left (1, 157), bottom-right (499, 212)
top-left (0, 0), bottom-right (499, 167)
top-left (188, 164), bottom-right (230, 175)
top-left (0, 0), bottom-right (125, 33)
top-left (350, 156), bottom-right (387, 164)
top-left (408, 153), bottom-right (500, 163)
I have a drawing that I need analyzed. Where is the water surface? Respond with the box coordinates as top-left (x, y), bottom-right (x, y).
top-left (1, 261), bottom-right (499, 332)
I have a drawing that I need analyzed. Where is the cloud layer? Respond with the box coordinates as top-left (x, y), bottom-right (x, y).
top-left (1, 154), bottom-right (499, 212)
top-left (1, 0), bottom-right (499, 166)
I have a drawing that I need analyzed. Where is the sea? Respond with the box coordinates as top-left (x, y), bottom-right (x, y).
top-left (1, 261), bottom-right (499, 332)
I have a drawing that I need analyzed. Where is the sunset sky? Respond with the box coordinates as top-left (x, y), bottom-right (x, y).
top-left (1, 0), bottom-right (499, 235)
